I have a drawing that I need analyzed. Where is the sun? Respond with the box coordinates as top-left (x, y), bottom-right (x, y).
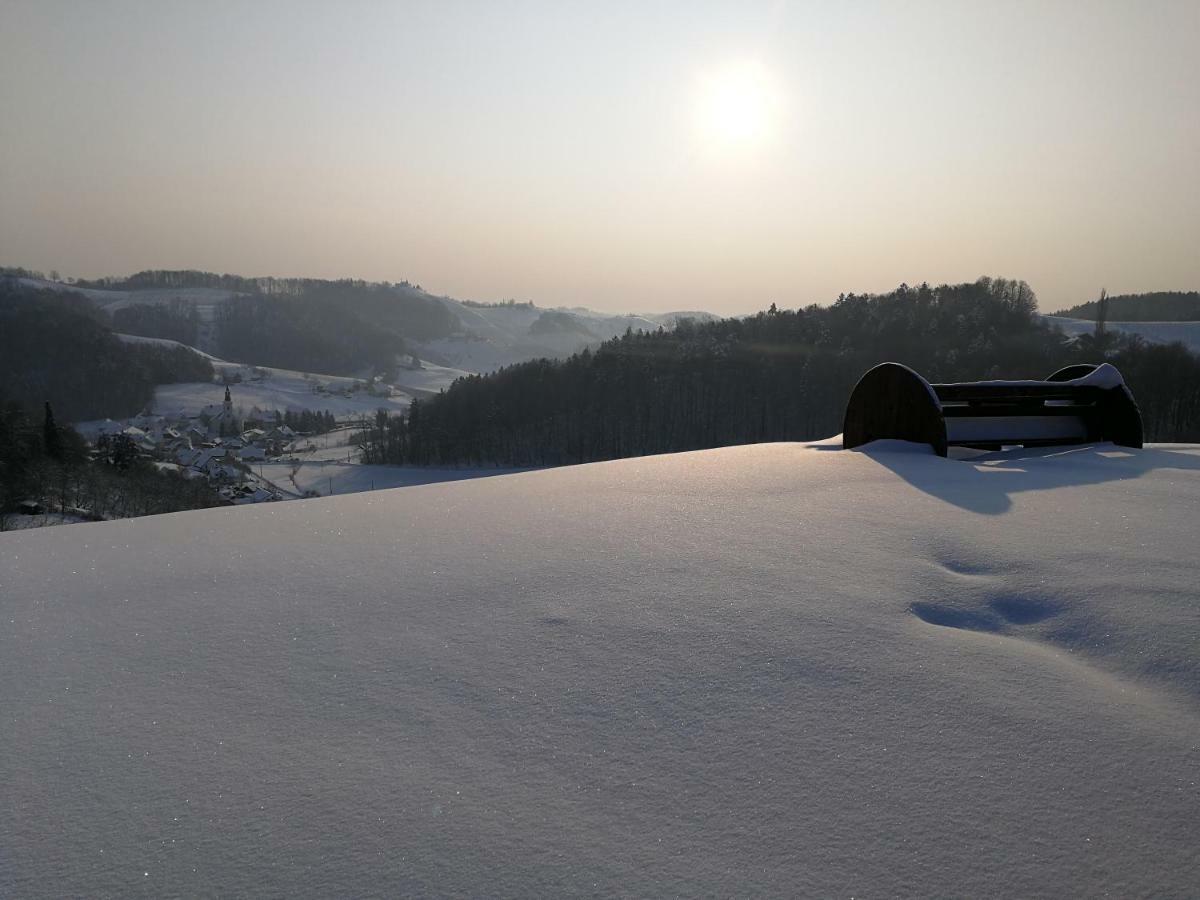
top-left (694, 60), bottom-right (780, 153)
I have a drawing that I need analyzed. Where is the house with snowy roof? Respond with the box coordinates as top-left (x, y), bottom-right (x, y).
top-left (177, 447), bottom-right (230, 476)
top-left (239, 445), bottom-right (267, 462)
top-left (130, 413), bottom-right (165, 433)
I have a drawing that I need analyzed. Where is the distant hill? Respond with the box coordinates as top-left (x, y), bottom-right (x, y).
top-left (528, 310), bottom-right (598, 338)
top-left (428, 297), bottom-right (719, 372)
top-left (1054, 291), bottom-right (1200, 321)
top-left (0, 280), bottom-right (214, 421)
top-left (7, 268), bottom-right (720, 376)
top-left (30, 270), bottom-right (460, 375)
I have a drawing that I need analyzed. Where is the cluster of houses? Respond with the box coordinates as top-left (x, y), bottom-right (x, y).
top-left (89, 387), bottom-right (302, 504)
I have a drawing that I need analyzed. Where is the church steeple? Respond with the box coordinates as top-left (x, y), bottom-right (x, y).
top-left (223, 386), bottom-right (233, 415)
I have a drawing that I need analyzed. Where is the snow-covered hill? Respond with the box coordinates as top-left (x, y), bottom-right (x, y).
top-left (23, 275), bottom-right (718, 375)
top-left (3, 440), bottom-right (1198, 896)
top-left (17, 277), bottom-right (240, 312)
top-left (1044, 314), bottom-right (1200, 353)
top-left (419, 300), bottom-right (717, 372)
top-left (21, 277), bottom-right (241, 354)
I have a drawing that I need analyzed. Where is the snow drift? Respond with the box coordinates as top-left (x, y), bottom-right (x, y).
top-left (2, 441), bottom-right (1198, 896)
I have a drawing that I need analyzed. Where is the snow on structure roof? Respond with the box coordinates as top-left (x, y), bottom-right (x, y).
top-left (1, 441), bottom-right (1199, 896)
top-left (933, 362), bottom-right (1127, 390)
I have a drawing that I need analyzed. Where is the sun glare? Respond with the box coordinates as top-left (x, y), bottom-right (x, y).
top-left (695, 60), bottom-right (780, 154)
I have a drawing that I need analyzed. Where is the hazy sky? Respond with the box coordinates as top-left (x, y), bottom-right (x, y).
top-left (2, 1), bottom-right (1197, 314)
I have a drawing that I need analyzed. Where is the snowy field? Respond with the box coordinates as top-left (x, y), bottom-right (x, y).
top-left (1044, 315), bottom-right (1200, 353)
top-left (152, 370), bottom-right (414, 421)
top-left (245, 429), bottom-right (529, 498)
top-left (111, 334), bottom-right (424, 420)
top-left (382, 361), bottom-right (474, 397)
top-left (2, 441), bottom-right (1199, 896)
top-left (123, 340), bottom-right (469, 420)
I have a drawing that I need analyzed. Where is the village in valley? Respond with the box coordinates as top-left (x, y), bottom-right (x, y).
top-left (52, 360), bottom-right (513, 525)
top-left (83, 382), bottom-right (359, 506)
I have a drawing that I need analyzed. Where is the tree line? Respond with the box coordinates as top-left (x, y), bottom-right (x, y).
top-left (112, 299), bottom-right (202, 346)
top-left (358, 278), bottom-right (1200, 467)
top-left (1055, 291), bottom-right (1200, 322)
top-left (74, 268), bottom-right (425, 296)
top-left (280, 409), bottom-right (338, 434)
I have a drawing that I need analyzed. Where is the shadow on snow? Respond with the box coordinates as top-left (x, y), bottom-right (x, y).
top-left (834, 440), bottom-right (1200, 515)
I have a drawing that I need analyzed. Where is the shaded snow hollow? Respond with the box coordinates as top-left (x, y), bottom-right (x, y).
top-left (2, 441), bottom-right (1199, 897)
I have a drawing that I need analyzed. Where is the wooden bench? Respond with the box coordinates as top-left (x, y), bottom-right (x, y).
top-left (842, 362), bottom-right (1143, 457)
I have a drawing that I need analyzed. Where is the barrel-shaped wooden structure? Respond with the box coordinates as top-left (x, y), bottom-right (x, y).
top-left (842, 363), bottom-right (1143, 456)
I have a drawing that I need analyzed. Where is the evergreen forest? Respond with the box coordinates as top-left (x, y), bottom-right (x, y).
top-left (359, 278), bottom-right (1200, 467)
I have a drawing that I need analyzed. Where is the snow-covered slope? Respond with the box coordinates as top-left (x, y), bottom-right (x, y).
top-left (3, 442), bottom-right (1198, 897)
top-left (1044, 314), bottom-right (1200, 353)
top-left (114, 331), bottom-right (222, 360)
top-left (151, 365), bottom-right (415, 421)
top-left (17, 277), bottom-right (240, 313)
top-left (108, 336), bottom-right (469, 420)
top-left (258, 458), bottom-right (526, 498)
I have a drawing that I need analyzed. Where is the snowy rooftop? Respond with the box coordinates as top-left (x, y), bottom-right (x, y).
top-left (2, 441), bottom-right (1199, 896)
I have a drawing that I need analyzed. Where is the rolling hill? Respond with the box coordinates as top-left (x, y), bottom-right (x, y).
top-left (2, 439), bottom-right (1198, 896)
top-left (428, 297), bottom-right (717, 371)
top-left (1053, 290), bottom-right (1200, 321)
top-left (16, 274), bottom-right (718, 375)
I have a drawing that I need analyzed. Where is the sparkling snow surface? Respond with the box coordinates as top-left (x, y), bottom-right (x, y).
top-left (2, 442), bottom-right (1199, 897)
top-left (259, 457), bottom-right (527, 498)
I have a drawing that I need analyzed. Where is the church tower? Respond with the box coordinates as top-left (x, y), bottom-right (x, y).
top-left (223, 386), bottom-right (233, 417)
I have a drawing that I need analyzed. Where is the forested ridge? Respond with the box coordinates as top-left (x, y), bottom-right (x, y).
top-left (6, 268), bottom-right (460, 378)
top-left (213, 279), bottom-right (459, 374)
top-left (69, 269), bottom-right (458, 376)
top-left (1055, 291), bottom-right (1200, 322)
top-left (0, 282), bottom-right (214, 422)
top-left (360, 278), bottom-right (1200, 466)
